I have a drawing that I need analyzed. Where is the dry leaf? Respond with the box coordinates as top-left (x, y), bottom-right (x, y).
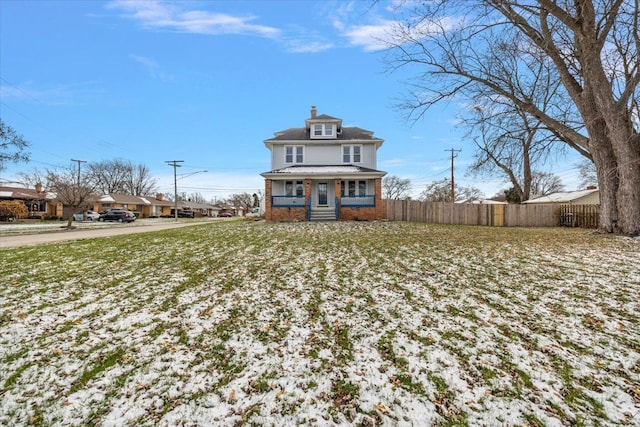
top-left (374, 403), bottom-right (388, 413)
top-left (228, 389), bottom-right (236, 403)
top-left (275, 390), bottom-right (284, 399)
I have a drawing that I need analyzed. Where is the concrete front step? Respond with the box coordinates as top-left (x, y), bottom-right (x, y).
top-left (309, 209), bottom-right (337, 221)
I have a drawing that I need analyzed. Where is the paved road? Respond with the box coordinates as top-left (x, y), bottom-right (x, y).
top-left (0, 221), bottom-right (210, 249)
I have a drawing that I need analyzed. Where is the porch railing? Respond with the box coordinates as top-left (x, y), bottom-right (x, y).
top-left (272, 195), bottom-right (305, 207)
top-left (340, 195), bottom-right (375, 207)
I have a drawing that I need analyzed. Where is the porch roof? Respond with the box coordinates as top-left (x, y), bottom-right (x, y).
top-left (261, 165), bottom-right (386, 179)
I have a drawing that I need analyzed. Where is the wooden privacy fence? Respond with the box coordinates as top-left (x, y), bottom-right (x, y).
top-left (381, 200), bottom-right (590, 228)
top-left (559, 204), bottom-right (600, 228)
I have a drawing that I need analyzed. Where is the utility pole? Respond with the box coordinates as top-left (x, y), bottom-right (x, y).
top-left (70, 159), bottom-right (86, 188)
top-left (165, 160), bottom-right (184, 221)
top-left (444, 149), bottom-right (461, 202)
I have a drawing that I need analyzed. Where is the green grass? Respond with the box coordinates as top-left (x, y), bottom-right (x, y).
top-left (1, 221), bottom-right (638, 425)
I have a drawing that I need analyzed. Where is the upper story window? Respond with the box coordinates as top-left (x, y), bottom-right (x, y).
top-left (312, 123), bottom-right (335, 138)
top-left (285, 146), bottom-right (304, 163)
top-left (342, 145), bottom-right (362, 163)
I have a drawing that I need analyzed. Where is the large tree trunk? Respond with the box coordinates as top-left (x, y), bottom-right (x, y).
top-left (588, 129), bottom-right (619, 233)
top-left (612, 132), bottom-right (640, 234)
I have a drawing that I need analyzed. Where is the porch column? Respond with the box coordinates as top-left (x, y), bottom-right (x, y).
top-left (374, 178), bottom-right (383, 220)
top-left (334, 179), bottom-right (342, 220)
top-left (304, 178), bottom-right (312, 207)
top-left (265, 179), bottom-right (273, 221)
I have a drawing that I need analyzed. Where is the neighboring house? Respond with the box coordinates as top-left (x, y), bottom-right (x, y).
top-left (94, 193), bottom-right (174, 218)
top-left (261, 106), bottom-right (387, 221)
top-left (184, 201), bottom-right (216, 217)
top-left (0, 184), bottom-right (62, 218)
top-left (523, 188), bottom-right (600, 205)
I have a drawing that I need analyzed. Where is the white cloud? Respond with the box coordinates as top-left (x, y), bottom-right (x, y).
top-left (128, 54), bottom-right (174, 81)
top-left (107, 0), bottom-right (280, 38)
top-left (342, 18), bottom-right (396, 51)
top-left (285, 40), bottom-right (334, 54)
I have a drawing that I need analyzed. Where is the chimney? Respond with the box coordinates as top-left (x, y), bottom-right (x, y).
top-left (156, 193), bottom-right (164, 201)
top-left (310, 105), bottom-right (317, 118)
top-left (35, 183), bottom-right (43, 193)
top-left (586, 185), bottom-right (597, 190)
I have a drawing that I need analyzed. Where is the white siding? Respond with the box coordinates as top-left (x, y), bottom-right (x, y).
top-left (270, 142), bottom-right (377, 170)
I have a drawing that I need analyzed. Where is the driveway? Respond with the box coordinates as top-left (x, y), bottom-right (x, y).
top-left (0, 220), bottom-right (212, 249)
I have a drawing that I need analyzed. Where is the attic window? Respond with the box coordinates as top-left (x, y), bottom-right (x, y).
top-left (312, 123), bottom-right (335, 138)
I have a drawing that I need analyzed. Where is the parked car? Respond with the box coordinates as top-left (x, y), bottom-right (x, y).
top-left (218, 211), bottom-right (233, 217)
top-left (73, 210), bottom-right (100, 221)
top-left (98, 208), bottom-right (125, 215)
top-left (177, 210), bottom-right (195, 218)
top-left (98, 210), bottom-right (136, 223)
top-left (246, 207), bottom-right (263, 218)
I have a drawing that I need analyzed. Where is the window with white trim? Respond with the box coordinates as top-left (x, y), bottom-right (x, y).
top-left (285, 146), bottom-right (304, 164)
top-left (285, 180), bottom-right (304, 196)
top-left (342, 145), bottom-right (362, 163)
top-left (311, 123), bottom-right (335, 138)
top-left (341, 180), bottom-right (367, 197)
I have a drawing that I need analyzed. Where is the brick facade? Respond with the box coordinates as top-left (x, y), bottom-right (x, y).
top-left (264, 178), bottom-right (383, 222)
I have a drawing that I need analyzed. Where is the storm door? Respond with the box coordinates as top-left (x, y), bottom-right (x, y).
top-left (318, 183), bottom-right (328, 206)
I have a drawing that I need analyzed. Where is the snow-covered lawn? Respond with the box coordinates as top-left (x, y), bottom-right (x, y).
top-left (1, 221), bottom-right (638, 426)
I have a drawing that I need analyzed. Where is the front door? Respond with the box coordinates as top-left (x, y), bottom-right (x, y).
top-left (318, 182), bottom-right (328, 206)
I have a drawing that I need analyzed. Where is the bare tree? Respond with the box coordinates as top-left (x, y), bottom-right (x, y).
top-left (16, 168), bottom-right (47, 188)
top-left (87, 159), bottom-right (129, 194)
top-left (125, 163), bottom-right (158, 196)
top-left (382, 175), bottom-right (412, 200)
top-left (461, 47), bottom-right (570, 202)
top-left (88, 160), bottom-right (157, 196)
top-left (578, 159), bottom-right (598, 188)
top-left (227, 192), bottom-right (253, 212)
top-left (530, 171), bottom-right (565, 197)
top-left (419, 178), bottom-right (484, 202)
top-left (0, 119), bottom-right (29, 171)
top-left (46, 165), bottom-right (96, 229)
top-left (387, 1), bottom-right (640, 234)
top-left (187, 192), bottom-right (207, 203)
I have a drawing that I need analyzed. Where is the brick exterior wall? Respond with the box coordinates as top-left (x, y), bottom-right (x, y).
top-left (265, 177), bottom-right (384, 222)
top-left (270, 207), bottom-right (307, 221)
top-left (264, 179), bottom-right (273, 221)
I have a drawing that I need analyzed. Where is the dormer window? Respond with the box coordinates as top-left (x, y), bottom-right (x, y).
top-left (312, 123), bottom-right (335, 139)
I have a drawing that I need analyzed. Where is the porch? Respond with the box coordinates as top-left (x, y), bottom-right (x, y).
top-left (266, 178), bottom-right (382, 221)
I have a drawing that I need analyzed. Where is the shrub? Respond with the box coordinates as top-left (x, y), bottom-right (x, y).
top-left (0, 200), bottom-right (29, 220)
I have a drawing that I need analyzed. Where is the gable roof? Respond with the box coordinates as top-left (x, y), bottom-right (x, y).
top-left (0, 186), bottom-right (55, 200)
top-left (97, 193), bottom-right (174, 207)
top-left (523, 188), bottom-right (599, 204)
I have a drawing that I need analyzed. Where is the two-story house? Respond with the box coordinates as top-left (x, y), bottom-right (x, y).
top-left (261, 106), bottom-right (386, 221)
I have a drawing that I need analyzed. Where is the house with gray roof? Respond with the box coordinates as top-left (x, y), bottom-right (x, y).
top-left (261, 106), bottom-right (386, 221)
top-left (523, 188), bottom-right (600, 205)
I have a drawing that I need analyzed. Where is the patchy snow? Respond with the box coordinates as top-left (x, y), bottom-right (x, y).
top-left (0, 222), bottom-right (638, 425)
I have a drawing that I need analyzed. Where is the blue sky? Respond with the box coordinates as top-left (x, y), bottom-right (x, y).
top-left (0, 0), bottom-right (582, 201)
